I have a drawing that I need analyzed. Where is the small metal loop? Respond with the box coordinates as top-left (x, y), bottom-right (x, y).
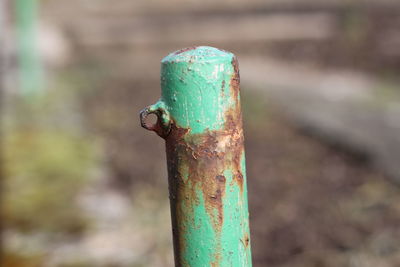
top-left (139, 102), bottom-right (171, 138)
top-left (139, 107), bottom-right (155, 130)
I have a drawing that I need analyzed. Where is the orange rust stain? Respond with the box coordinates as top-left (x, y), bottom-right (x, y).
top-left (230, 56), bottom-right (240, 104)
top-left (241, 233), bottom-right (250, 248)
top-left (163, 55), bottom-right (246, 265)
top-left (235, 171), bottom-right (244, 194)
top-left (211, 254), bottom-right (222, 267)
top-left (213, 175), bottom-right (226, 225)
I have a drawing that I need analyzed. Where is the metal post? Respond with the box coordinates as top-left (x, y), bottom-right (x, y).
top-left (15, 0), bottom-right (43, 95)
top-left (0, 0), bottom-right (5, 262)
top-left (140, 46), bottom-right (252, 267)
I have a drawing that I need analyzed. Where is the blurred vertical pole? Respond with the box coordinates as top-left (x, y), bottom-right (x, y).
top-left (140, 46), bottom-right (252, 267)
top-left (0, 0), bottom-right (6, 263)
top-left (15, 0), bottom-right (43, 95)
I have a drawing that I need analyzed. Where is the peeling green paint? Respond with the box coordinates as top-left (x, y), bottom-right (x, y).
top-left (140, 46), bottom-right (252, 267)
top-left (160, 47), bottom-right (236, 134)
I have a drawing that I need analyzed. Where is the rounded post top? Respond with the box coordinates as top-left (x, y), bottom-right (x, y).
top-left (160, 46), bottom-right (240, 134)
top-left (162, 46), bottom-right (235, 64)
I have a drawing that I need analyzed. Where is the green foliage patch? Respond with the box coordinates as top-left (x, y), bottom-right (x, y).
top-left (4, 127), bottom-right (94, 234)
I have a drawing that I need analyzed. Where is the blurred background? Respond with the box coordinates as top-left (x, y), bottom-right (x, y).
top-left (1, 0), bottom-right (400, 266)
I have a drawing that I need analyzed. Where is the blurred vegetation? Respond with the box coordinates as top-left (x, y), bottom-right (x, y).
top-left (2, 251), bottom-right (44, 267)
top-left (371, 80), bottom-right (400, 106)
top-left (2, 65), bottom-right (100, 265)
top-left (4, 128), bottom-right (94, 233)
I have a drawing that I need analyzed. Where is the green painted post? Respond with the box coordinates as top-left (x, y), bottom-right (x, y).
top-left (140, 46), bottom-right (252, 267)
top-left (15, 0), bottom-right (43, 95)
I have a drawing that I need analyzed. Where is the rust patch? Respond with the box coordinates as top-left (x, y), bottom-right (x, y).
top-left (174, 46), bottom-right (197, 55)
top-left (221, 80), bottom-right (226, 97)
top-left (241, 233), bottom-right (250, 248)
top-left (211, 255), bottom-right (222, 267)
top-left (164, 55), bottom-right (246, 265)
top-left (212, 175), bottom-right (226, 225)
top-left (216, 175), bottom-right (226, 183)
top-left (165, 111), bottom-right (245, 265)
top-left (235, 171), bottom-right (244, 194)
top-left (139, 107), bottom-right (171, 138)
top-left (230, 56), bottom-right (240, 104)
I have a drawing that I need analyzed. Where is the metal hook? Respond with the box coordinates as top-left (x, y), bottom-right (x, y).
top-left (139, 101), bottom-right (171, 138)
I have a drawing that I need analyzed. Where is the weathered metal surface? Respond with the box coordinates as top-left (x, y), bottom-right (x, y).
top-left (140, 46), bottom-right (252, 267)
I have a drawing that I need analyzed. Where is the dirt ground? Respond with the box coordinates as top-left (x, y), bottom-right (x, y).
top-left (243, 96), bottom-right (400, 267)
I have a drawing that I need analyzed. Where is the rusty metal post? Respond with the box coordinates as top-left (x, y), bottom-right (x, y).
top-left (140, 46), bottom-right (252, 267)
